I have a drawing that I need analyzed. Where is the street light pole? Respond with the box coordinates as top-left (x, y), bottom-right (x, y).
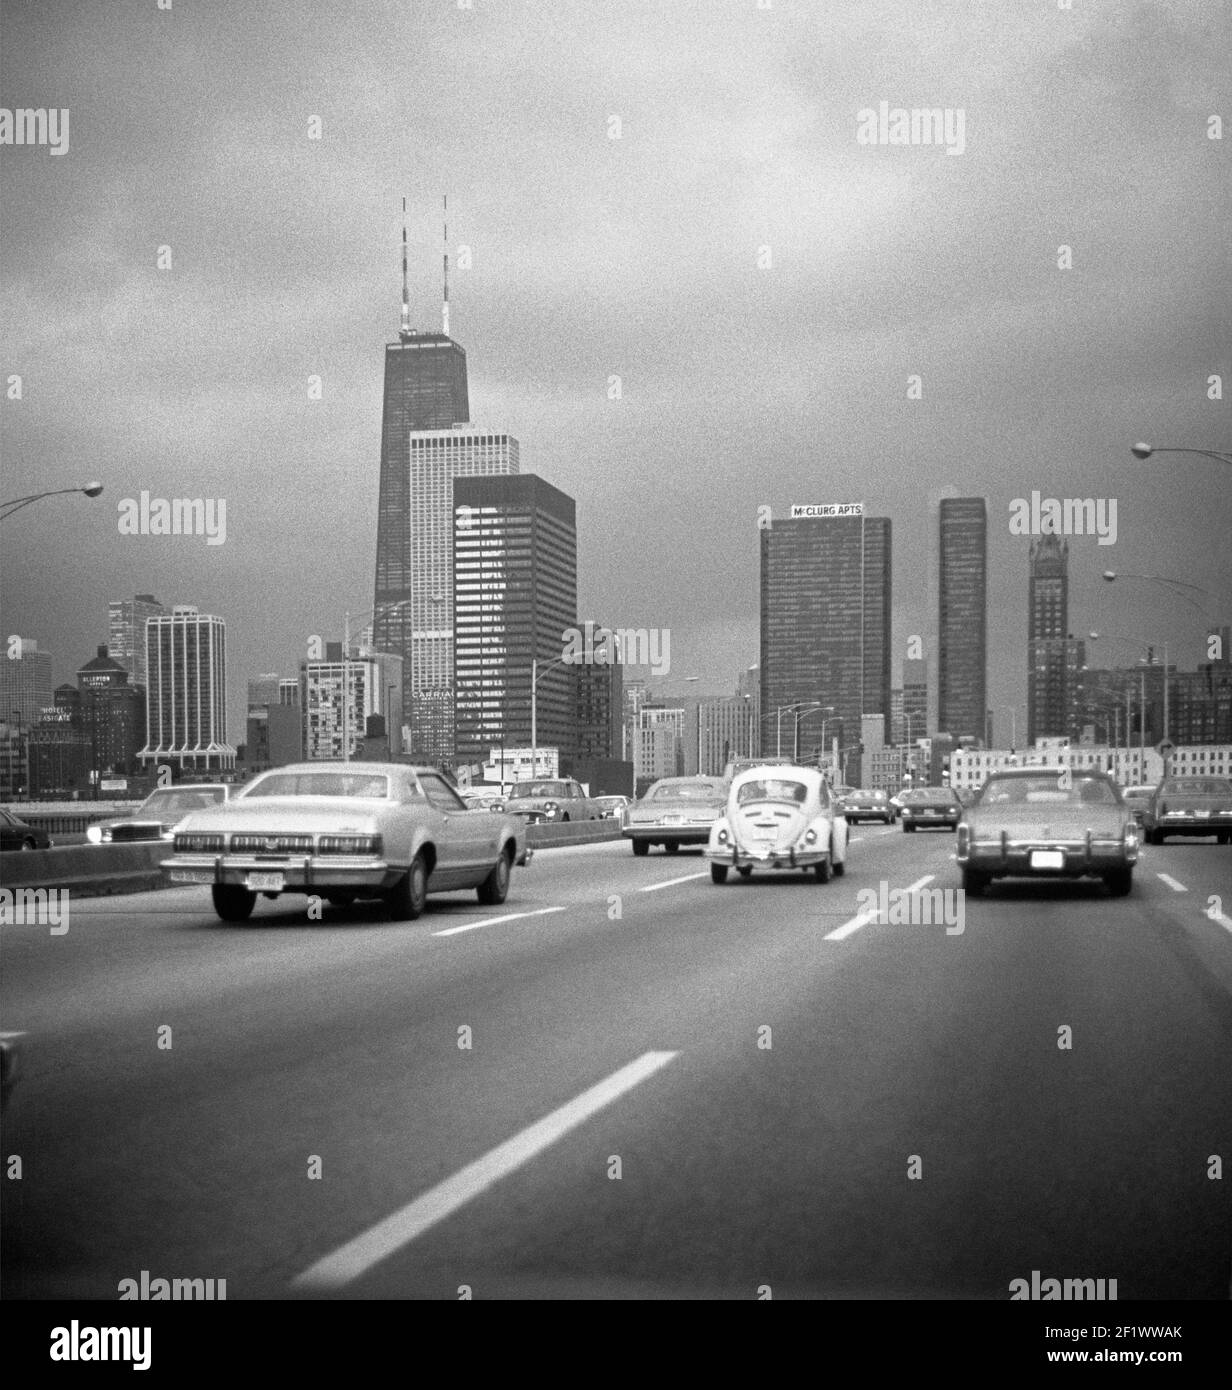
top-left (0, 482), bottom-right (104, 523)
top-left (1131, 442), bottom-right (1232, 468)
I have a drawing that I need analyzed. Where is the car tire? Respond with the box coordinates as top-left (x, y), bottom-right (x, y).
top-left (664, 841), bottom-right (680, 854)
top-left (477, 848), bottom-right (512, 906)
top-left (961, 866), bottom-right (988, 896)
top-left (212, 884), bottom-right (256, 922)
top-left (1218, 832), bottom-right (1230, 846)
top-left (903, 823), bottom-right (915, 833)
top-left (737, 865), bottom-right (753, 879)
top-left (1147, 828), bottom-right (1163, 845)
top-left (388, 854), bottom-right (428, 921)
top-left (1104, 867), bottom-right (1133, 897)
top-left (832, 857), bottom-right (845, 876)
top-left (814, 854), bottom-right (832, 883)
top-left (21, 837), bottom-right (37, 851)
top-left (632, 839), bottom-right (649, 857)
top-left (710, 864), bottom-right (729, 885)
top-left (560, 814), bottom-right (570, 823)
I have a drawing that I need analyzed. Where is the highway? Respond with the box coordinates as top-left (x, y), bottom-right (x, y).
top-left (3, 829), bottom-right (1231, 1301)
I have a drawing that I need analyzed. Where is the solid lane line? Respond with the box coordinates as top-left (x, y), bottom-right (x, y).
top-left (1208, 909), bottom-right (1232, 934)
top-left (432, 906), bottom-right (566, 937)
top-left (1156, 873), bottom-right (1188, 893)
top-left (291, 1050), bottom-right (679, 1291)
top-left (639, 872), bottom-right (708, 893)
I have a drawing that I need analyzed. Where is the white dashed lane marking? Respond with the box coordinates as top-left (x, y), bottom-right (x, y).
top-left (639, 872), bottom-right (708, 893)
top-left (1156, 873), bottom-right (1188, 893)
top-left (432, 906), bottom-right (567, 937)
top-left (291, 1051), bottom-right (679, 1290)
top-left (826, 874), bottom-right (935, 941)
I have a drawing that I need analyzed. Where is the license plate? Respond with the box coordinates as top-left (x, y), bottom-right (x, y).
top-left (662, 814), bottom-right (684, 826)
top-left (1030, 850), bottom-right (1065, 871)
top-left (1195, 810), bottom-right (1211, 818)
top-left (170, 869), bottom-right (214, 884)
top-left (246, 872), bottom-right (284, 891)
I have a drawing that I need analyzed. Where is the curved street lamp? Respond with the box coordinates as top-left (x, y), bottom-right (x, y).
top-left (0, 482), bottom-right (104, 523)
top-left (1131, 442), bottom-right (1232, 468)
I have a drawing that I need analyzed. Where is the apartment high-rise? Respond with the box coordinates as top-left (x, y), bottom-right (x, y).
top-left (452, 474), bottom-right (577, 766)
top-left (938, 497), bottom-right (987, 742)
top-left (760, 508), bottom-right (892, 769)
top-left (138, 606), bottom-right (236, 772)
top-left (301, 641), bottom-right (403, 762)
top-left (108, 595), bottom-right (165, 690)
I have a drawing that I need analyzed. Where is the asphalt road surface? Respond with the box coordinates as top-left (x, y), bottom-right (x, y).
top-left (4, 829), bottom-right (1231, 1300)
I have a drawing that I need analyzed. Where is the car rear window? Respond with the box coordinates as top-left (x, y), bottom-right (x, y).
top-left (243, 773), bottom-right (389, 799)
top-left (736, 779), bottom-right (809, 806)
top-left (981, 776), bottom-right (1117, 805)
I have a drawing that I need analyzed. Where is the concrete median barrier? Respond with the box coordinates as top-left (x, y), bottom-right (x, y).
top-left (0, 822), bottom-right (622, 900)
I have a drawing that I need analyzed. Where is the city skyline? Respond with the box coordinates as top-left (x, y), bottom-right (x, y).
top-left (2, 4), bottom-right (1228, 752)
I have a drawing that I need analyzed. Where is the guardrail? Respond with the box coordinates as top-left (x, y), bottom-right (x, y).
top-left (0, 819), bottom-right (623, 899)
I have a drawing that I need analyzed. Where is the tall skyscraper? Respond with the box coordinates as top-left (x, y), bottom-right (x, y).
top-left (0, 637), bottom-right (53, 726)
top-left (452, 474), bottom-right (577, 766)
top-left (938, 497), bottom-right (987, 742)
top-left (901, 658), bottom-right (929, 742)
top-left (372, 205), bottom-right (472, 739)
top-left (576, 626), bottom-right (624, 762)
top-left (760, 508), bottom-right (892, 766)
top-left (1027, 535), bottom-right (1083, 743)
top-left (138, 607), bottom-right (236, 772)
top-left (108, 595), bottom-right (165, 690)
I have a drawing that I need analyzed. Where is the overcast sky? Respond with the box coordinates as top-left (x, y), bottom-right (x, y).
top-left (2, 0), bottom-right (1228, 747)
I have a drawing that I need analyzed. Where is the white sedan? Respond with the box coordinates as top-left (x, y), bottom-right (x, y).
top-left (706, 765), bottom-right (848, 884)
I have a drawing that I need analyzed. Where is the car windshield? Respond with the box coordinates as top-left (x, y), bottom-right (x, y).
top-left (139, 788), bottom-right (226, 814)
top-left (849, 790), bottom-right (883, 800)
top-left (507, 783), bottom-right (565, 799)
top-left (736, 778), bottom-right (809, 806)
top-left (242, 772), bottom-right (390, 799)
top-left (650, 782), bottom-right (721, 801)
top-left (980, 776), bottom-right (1117, 806)
top-left (1160, 778), bottom-right (1232, 795)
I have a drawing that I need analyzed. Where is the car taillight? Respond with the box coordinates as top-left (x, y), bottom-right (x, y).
top-left (717, 828), bottom-right (729, 844)
top-left (804, 828), bottom-right (818, 845)
top-left (317, 835), bottom-right (382, 855)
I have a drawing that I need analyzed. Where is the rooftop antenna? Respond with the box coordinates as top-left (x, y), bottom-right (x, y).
top-left (441, 194), bottom-right (450, 338)
top-left (399, 196), bottom-right (412, 341)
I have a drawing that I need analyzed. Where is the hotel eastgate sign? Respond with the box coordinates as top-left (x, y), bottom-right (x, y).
top-left (790, 503), bottom-right (865, 519)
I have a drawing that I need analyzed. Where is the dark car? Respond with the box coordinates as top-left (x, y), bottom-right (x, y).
top-left (957, 768), bottom-right (1139, 896)
top-left (0, 809), bottom-right (52, 851)
top-left (899, 787), bottom-right (962, 831)
top-left (1142, 776), bottom-right (1232, 844)
top-left (842, 789), bottom-right (894, 824)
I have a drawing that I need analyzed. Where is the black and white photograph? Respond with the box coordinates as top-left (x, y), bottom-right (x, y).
top-left (2, 0), bottom-right (1229, 1366)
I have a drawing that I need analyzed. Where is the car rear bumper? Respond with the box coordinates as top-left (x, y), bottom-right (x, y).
top-left (1151, 813), bottom-right (1232, 834)
top-left (959, 837), bottom-right (1136, 878)
top-left (624, 826), bottom-right (713, 843)
top-left (162, 854), bottom-right (401, 892)
top-left (705, 842), bottom-right (827, 870)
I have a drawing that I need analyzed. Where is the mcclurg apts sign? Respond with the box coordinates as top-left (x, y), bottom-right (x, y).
top-left (789, 502), bottom-right (865, 519)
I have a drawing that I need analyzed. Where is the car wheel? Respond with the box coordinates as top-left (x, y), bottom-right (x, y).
top-left (560, 813), bottom-right (570, 823)
top-left (212, 884), bottom-right (256, 922)
top-left (664, 841), bottom-right (680, 854)
top-left (813, 854), bottom-right (832, 883)
top-left (903, 823), bottom-right (915, 833)
top-left (961, 865), bottom-right (988, 896)
top-left (1147, 828), bottom-right (1163, 845)
top-left (477, 848), bottom-right (512, 906)
top-left (1104, 867), bottom-right (1133, 897)
top-left (1218, 832), bottom-right (1230, 845)
top-left (388, 854), bottom-right (428, 921)
top-left (710, 864), bottom-right (729, 885)
top-left (737, 865), bottom-right (753, 879)
top-left (832, 857), bottom-right (845, 876)
top-left (21, 837), bottom-right (37, 851)
top-left (632, 839), bottom-right (649, 857)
